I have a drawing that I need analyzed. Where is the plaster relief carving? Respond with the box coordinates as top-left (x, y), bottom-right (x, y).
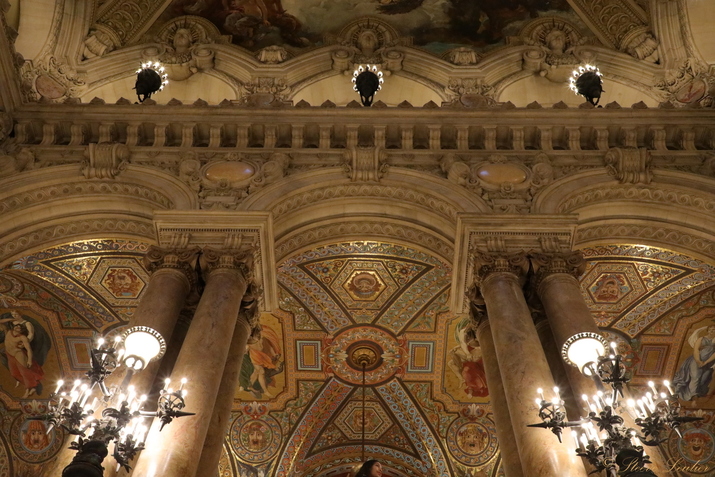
top-left (81, 143), bottom-right (130, 179)
top-left (179, 153), bottom-right (290, 209)
top-left (442, 47), bottom-right (480, 66)
top-left (256, 45), bottom-right (289, 64)
top-left (239, 78), bottom-right (291, 105)
top-left (604, 147), bottom-right (652, 184)
top-left (146, 16), bottom-right (228, 81)
top-left (0, 148), bottom-right (35, 176)
top-left (445, 79), bottom-right (495, 106)
top-left (440, 154), bottom-right (554, 213)
top-left (345, 147), bottom-right (388, 182)
top-left (655, 58), bottom-right (715, 108)
top-left (328, 17), bottom-right (409, 74)
top-left (19, 56), bottom-right (87, 102)
top-left (0, 112), bottom-right (12, 144)
top-left (516, 18), bottom-right (596, 83)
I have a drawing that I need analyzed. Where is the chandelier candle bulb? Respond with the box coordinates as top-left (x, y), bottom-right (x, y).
top-left (54, 380), bottom-right (64, 394)
top-left (179, 378), bottom-right (187, 391)
top-left (537, 388), bottom-right (544, 401)
top-left (663, 380), bottom-right (673, 396)
top-left (70, 379), bottom-right (81, 394)
top-left (164, 378), bottom-right (171, 390)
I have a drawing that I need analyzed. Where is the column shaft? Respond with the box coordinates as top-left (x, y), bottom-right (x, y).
top-left (132, 261), bottom-right (248, 477)
top-left (476, 320), bottom-right (524, 477)
top-left (197, 310), bottom-right (253, 475)
top-left (480, 271), bottom-right (586, 477)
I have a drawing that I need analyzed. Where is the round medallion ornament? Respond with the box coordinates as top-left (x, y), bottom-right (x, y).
top-left (668, 426), bottom-right (715, 470)
top-left (11, 416), bottom-right (63, 462)
top-left (447, 417), bottom-right (498, 466)
top-left (323, 326), bottom-right (405, 385)
top-left (230, 414), bottom-right (281, 463)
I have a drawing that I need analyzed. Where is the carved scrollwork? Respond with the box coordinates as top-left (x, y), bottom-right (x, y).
top-left (81, 143), bottom-right (130, 179)
top-left (529, 251), bottom-right (587, 284)
top-left (20, 56), bottom-right (87, 102)
top-left (654, 58), bottom-right (715, 107)
top-left (604, 147), bottom-right (652, 184)
top-left (256, 45), bottom-right (290, 64)
top-left (143, 246), bottom-right (201, 287)
top-left (345, 147), bottom-right (388, 182)
top-left (199, 246), bottom-right (255, 279)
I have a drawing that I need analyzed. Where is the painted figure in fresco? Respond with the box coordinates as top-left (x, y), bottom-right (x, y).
top-left (245, 421), bottom-right (268, 451)
top-left (592, 274), bottom-right (625, 302)
top-left (673, 325), bottom-right (715, 401)
top-left (353, 460), bottom-right (383, 477)
top-left (448, 319), bottom-right (488, 398)
top-left (239, 325), bottom-right (284, 398)
top-left (22, 419), bottom-right (51, 451)
top-left (0, 311), bottom-right (51, 398)
top-left (104, 268), bottom-right (142, 297)
top-left (680, 429), bottom-right (714, 462)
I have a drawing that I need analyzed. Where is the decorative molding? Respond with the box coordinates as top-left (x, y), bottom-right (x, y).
top-left (557, 186), bottom-right (715, 214)
top-left (81, 143), bottom-right (131, 179)
top-left (604, 147), bottom-right (652, 184)
top-left (83, 0), bottom-right (173, 58)
top-left (274, 221), bottom-right (453, 261)
top-left (271, 184), bottom-right (461, 222)
top-left (345, 147), bottom-right (388, 182)
top-left (19, 56), bottom-right (87, 102)
top-left (0, 218), bottom-right (154, 261)
top-left (0, 147), bottom-right (35, 176)
top-left (654, 58), bottom-right (715, 107)
top-left (0, 181), bottom-right (173, 216)
top-left (567, 0), bottom-right (659, 62)
top-left (153, 211), bottom-right (277, 312)
top-left (574, 224), bottom-right (715, 259)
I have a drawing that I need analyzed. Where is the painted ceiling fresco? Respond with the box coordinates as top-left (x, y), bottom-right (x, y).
top-left (2, 240), bottom-right (715, 476)
top-left (149, 0), bottom-right (579, 54)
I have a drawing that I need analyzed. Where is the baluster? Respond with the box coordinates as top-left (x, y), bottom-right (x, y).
top-left (153, 123), bottom-right (168, 148)
top-left (40, 122), bottom-right (57, 146)
top-left (291, 124), bottom-right (304, 149)
top-left (679, 129), bottom-right (696, 150)
top-left (374, 125), bottom-right (386, 149)
top-left (209, 125), bottom-right (222, 148)
top-left (593, 127), bottom-right (609, 150)
top-left (621, 127), bottom-right (638, 148)
top-left (236, 125), bottom-right (249, 148)
top-left (125, 122), bottom-right (141, 147)
top-left (565, 127), bottom-right (581, 150)
top-left (346, 125), bottom-right (359, 149)
top-left (511, 127), bottom-right (525, 151)
top-left (98, 123), bottom-right (115, 143)
top-left (319, 124), bottom-right (331, 149)
top-left (69, 123), bottom-right (87, 146)
top-left (484, 126), bottom-right (497, 150)
top-left (264, 125), bottom-right (277, 148)
top-left (456, 125), bottom-right (469, 150)
top-left (428, 125), bottom-right (441, 150)
top-left (401, 125), bottom-right (413, 149)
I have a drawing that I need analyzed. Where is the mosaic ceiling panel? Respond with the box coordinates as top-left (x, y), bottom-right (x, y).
top-left (5, 238), bottom-right (715, 476)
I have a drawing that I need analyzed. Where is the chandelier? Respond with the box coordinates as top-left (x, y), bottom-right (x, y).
top-left (31, 327), bottom-right (193, 476)
top-left (568, 64), bottom-right (603, 106)
top-left (530, 338), bottom-right (701, 476)
top-left (134, 62), bottom-right (169, 103)
top-left (351, 64), bottom-right (385, 107)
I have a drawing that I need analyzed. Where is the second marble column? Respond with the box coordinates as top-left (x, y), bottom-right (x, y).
top-left (132, 247), bottom-right (252, 477)
top-left (474, 252), bottom-right (587, 477)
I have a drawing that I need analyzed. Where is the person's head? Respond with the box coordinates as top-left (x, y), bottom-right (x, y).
top-left (246, 421), bottom-right (266, 451)
top-left (356, 460), bottom-right (383, 477)
top-left (12, 322), bottom-right (28, 336)
top-left (706, 325), bottom-right (715, 338)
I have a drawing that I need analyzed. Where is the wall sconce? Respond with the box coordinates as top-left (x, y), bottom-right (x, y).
top-left (568, 64), bottom-right (603, 106)
top-left (351, 64), bottom-right (384, 107)
top-left (134, 62), bottom-right (168, 103)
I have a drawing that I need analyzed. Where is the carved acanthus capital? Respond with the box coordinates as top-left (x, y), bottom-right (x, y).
top-left (604, 147), bottom-right (652, 184)
top-left (529, 251), bottom-right (586, 292)
top-left (143, 246), bottom-right (200, 286)
top-left (81, 143), bottom-right (130, 179)
top-left (199, 246), bottom-right (254, 280)
top-left (472, 251), bottom-right (530, 286)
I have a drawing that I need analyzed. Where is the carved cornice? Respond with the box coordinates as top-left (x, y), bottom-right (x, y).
top-left (143, 245), bottom-right (200, 288)
top-left (0, 218), bottom-right (154, 263)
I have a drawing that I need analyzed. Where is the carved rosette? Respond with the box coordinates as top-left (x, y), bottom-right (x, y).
top-left (471, 251), bottom-right (530, 287)
top-left (199, 246), bottom-right (254, 280)
top-left (81, 143), bottom-right (130, 179)
top-left (529, 251), bottom-right (586, 291)
top-left (604, 147), bottom-right (652, 184)
top-left (143, 246), bottom-right (200, 287)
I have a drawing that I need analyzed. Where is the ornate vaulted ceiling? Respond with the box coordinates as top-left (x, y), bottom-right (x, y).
top-left (1, 239), bottom-right (714, 476)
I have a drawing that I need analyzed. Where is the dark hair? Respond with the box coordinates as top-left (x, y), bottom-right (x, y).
top-left (355, 460), bottom-right (380, 477)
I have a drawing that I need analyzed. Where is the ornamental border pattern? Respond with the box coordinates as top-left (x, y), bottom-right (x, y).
top-left (558, 186), bottom-right (715, 214)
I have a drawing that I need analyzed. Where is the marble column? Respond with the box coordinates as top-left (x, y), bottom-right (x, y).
top-left (132, 247), bottom-right (253, 477)
top-left (198, 291), bottom-right (260, 476)
top-left (473, 252), bottom-right (587, 477)
top-left (531, 252), bottom-right (670, 474)
top-left (47, 246), bottom-right (199, 477)
top-left (473, 315), bottom-right (524, 477)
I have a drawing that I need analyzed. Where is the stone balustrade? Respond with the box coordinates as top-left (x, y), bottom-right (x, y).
top-left (11, 102), bottom-right (715, 152)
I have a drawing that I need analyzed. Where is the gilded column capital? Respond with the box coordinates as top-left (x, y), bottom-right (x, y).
top-left (143, 245), bottom-right (200, 286)
top-left (530, 251), bottom-right (586, 293)
top-left (199, 246), bottom-right (254, 280)
top-left (472, 251), bottom-right (530, 287)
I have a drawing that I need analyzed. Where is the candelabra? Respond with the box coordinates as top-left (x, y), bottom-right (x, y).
top-left (31, 328), bottom-right (194, 477)
top-left (530, 341), bottom-right (702, 477)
